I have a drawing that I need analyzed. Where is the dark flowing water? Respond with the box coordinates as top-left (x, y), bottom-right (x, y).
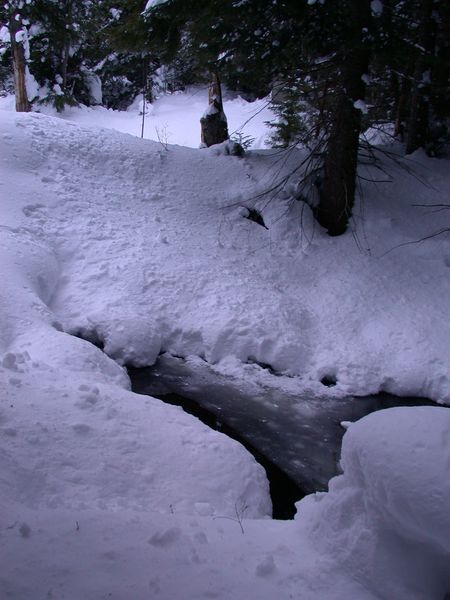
top-left (128, 354), bottom-right (438, 519)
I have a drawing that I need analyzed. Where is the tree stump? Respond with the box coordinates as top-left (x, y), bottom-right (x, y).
top-left (200, 72), bottom-right (229, 147)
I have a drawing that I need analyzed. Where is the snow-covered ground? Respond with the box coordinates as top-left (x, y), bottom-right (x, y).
top-left (1, 93), bottom-right (450, 599)
top-left (0, 86), bottom-right (274, 149)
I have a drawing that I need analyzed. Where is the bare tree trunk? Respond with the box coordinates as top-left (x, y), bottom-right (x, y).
top-left (61, 43), bottom-right (70, 92)
top-left (405, 0), bottom-right (434, 154)
top-left (61, 0), bottom-right (73, 93)
top-left (431, 14), bottom-right (450, 133)
top-left (394, 75), bottom-right (411, 141)
top-left (316, 0), bottom-right (370, 236)
top-left (200, 72), bottom-right (229, 147)
top-left (9, 14), bottom-right (31, 113)
top-left (208, 71), bottom-right (223, 107)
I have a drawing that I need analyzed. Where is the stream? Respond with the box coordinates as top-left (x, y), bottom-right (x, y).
top-left (128, 353), bottom-right (438, 519)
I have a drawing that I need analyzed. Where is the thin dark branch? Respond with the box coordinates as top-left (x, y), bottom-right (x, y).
top-left (379, 228), bottom-right (450, 257)
top-left (411, 203), bottom-right (450, 209)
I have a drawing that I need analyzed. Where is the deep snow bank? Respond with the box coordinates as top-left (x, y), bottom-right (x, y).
top-left (0, 110), bottom-right (272, 520)
top-left (1, 110), bottom-right (448, 403)
top-left (296, 407), bottom-right (450, 600)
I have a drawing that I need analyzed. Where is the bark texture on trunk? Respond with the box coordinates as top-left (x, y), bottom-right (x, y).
top-left (9, 15), bottom-right (31, 113)
top-left (315, 0), bottom-right (370, 236)
top-left (200, 72), bottom-right (229, 147)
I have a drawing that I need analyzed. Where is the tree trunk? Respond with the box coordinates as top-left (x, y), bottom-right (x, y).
top-left (61, 43), bottom-right (70, 92)
top-left (200, 72), bottom-right (229, 147)
top-left (9, 14), bottom-right (31, 113)
top-left (431, 1), bottom-right (450, 126)
top-left (316, 1), bottom-right (370, 236)
top-left (405, 0), bottom-right (434, 154)
top-left (427, 3), bottom-right (450, 151)
top-left (394, 75), bottom-right (411, 141)
top-left (61, 0), bottom-right (73, 93)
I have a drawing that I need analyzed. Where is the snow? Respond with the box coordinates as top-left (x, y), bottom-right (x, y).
top-left (0, 93), bottom-right (450, 599)
top-left (109, 7), bottom-right (122, 20)
top-left (52, 82), bottom-right (63, 95)
top-left (353, 98), bottom-right (369, 114)
top-left (297, 408), bottom-right (450, 600)
top-left (0, 25), bottom-right (11, 44)
top-left (14, 29), bottom-right (26, 43)
top-left (144, 0), bottom-right (169, 11)
top-left (202, 102), bottom-right (220, 117)
top-left (371, 0), bottom-right (384, 16)
top-left (18, 107), bottom-right (446, 404)
top-left (83, 70), bottom-right (103, 105)
top-left (0, 87), bottom-right (273, 149)
top-left (25, 66), bottom-right (39, 101)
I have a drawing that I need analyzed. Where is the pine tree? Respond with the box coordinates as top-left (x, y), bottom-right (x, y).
top-left (366, 0), bottom-right (449, 154)
top-left (404, 0), bottom-right (449, 154)
top-left (143, 0), bottom-right (374, 234)
top-left (1, 0), bottom-right (132, 111)
top-left (306, 0), bottom-right (372, 235)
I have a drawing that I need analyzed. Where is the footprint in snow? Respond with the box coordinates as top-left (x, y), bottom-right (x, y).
top-left (148, 527), bottom-right (181, 547)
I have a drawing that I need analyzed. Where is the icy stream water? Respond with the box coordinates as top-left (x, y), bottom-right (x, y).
top-left (129, 354), bottom-right (437, 518)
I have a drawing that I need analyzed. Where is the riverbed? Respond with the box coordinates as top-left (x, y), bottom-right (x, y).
top-left (129, 353), bottom-right (438, 518)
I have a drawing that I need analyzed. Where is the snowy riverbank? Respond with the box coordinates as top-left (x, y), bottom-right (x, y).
top-left (1, 98), bottom-right (449, 599)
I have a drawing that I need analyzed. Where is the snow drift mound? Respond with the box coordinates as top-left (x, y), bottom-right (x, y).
top-left (342, 406), bottom-right (450, 556)
top-left (297, 406), bottom-right (450, 600)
